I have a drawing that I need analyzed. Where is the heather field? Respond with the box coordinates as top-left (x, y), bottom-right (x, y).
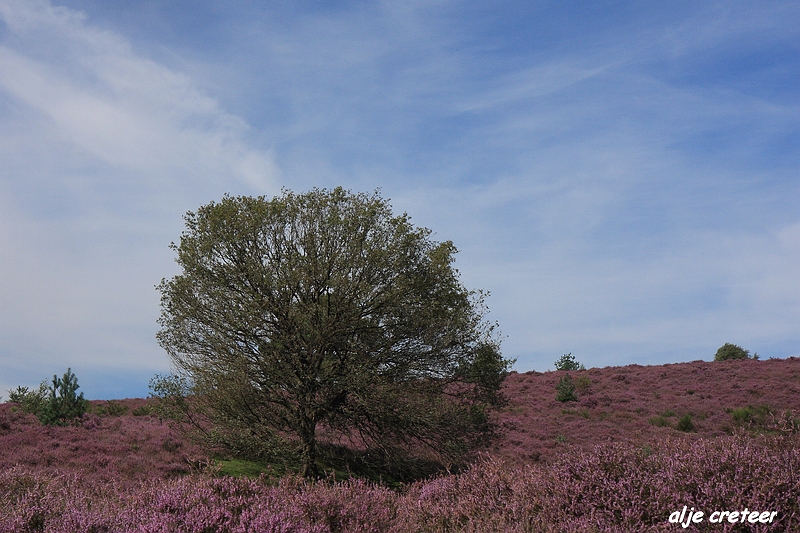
top-left (493, 356), bottom-right (800, 463)
top-left (2, 357), bottom-right (799, 532)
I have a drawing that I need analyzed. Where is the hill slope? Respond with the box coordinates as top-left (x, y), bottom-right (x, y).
top-left (1, 357), bottom-right (798, 482)
top-left (493, 357), bottom-right (800, 463)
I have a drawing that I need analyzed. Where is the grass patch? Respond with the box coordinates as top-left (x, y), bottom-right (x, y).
top-left (217, 458), bottom-right (274, 479)
top-left (561, 408), bottom-right (591, 419)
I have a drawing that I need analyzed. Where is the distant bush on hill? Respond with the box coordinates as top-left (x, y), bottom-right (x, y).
top-left (714, 343), bottom-right (758, 361)
top-left (555, 374), bottom-right (578, 402)
top-left (93, 400), bottom-right (129, 417)
top-left (6, 383), bottom-right (48, 415)
top-left (6, 369), bottom-right (89, 426)
top-left (554, 353), bottom-right (585, 371)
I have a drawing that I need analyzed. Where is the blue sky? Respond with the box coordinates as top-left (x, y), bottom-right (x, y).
top-left (1, 0), bottom-right (798, 399)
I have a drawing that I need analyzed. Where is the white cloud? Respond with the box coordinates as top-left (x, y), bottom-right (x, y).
top-left (0, 0), bottom-right (280, 189)
top-left (0, 0), bottom-right (281, 396)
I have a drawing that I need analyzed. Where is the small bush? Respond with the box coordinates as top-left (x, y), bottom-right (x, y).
top-left (714, 343), bottom-right (758, 361)
top-left (93, 400), bottom-right (129, 417)
top-left (37, 368), bottom-right (89, 426)
top-left (649, 416), bottom-right (671, 428)
top-left (574, 375), bottom-right (592, 394)
top-left (729, 404), bottom-right (774, 429)
top-left (554, 353), bottom-right (585, 371)
top-left (676, 414), bottom-right (695, 432)
top-left (555, 374), bottom-right (578, 402)
top-left (6, 383), bottom-right (48, 415)
top-left (132, 404), bottom-right (154, 417)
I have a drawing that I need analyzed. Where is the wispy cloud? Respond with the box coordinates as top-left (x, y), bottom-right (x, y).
top-left (0, 0), bottom-right (279, 192)
top-left (0, 0), bottom-right (280, 397)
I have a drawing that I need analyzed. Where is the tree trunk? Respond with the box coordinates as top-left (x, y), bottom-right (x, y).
top-left (298, 415), bottom-right (319, 478)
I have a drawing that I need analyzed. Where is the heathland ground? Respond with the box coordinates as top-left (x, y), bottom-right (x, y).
top-left (1, 357), bottom-right (798, 531)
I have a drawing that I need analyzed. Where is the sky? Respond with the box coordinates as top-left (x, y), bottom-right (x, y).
top-left (1, 0), bottom-right (798, 400)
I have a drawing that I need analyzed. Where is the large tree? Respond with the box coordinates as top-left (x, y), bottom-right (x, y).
top-left (156, 187), bottom-right (510, 477)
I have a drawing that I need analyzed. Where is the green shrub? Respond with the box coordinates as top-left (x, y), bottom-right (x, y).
top-left (554, 353), bottom-right (585, 371)
top-left (729, 404), bottom-right (773, 428)
top-left (649, 415), bottom-right (671, 428)
top-left (37, 368), bottom-right (89, 426)
top-left (132, 404), bottom-right (154, 417)
top-left (6, 383), bottom-right (48, 415)
top-left (714, 343), bottom-right (758, 361)
top-left (574, 375), bottom-right (592, 394)
top-left (676, 414), bottom-right (695, 432)
top-left (555, 374), bottom-right (578, 402)
top-left (93, 400), bottom-right (129, 417)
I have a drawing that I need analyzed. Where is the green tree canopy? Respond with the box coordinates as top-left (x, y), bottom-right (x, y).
top-left (156, 188), bottom-right (512, 477)
top-left (37, 368), bottom-right (89, 426)
top-left (714, 343), bottom-right (757, 361)
top-left (554, 352), bottom-right (585, 371)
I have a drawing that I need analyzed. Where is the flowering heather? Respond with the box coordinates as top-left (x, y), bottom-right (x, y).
top-left (0, 400), bottom-right (209, 489)
top-left (1, 435), bottom-right (796, 531)
top-left (494, 357), bottom-right (800, 463)
top-left (2, 358), bottom-right (799, 531)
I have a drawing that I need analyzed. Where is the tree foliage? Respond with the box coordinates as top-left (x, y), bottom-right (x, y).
top-left (37, 368), bottom-right (89, 426)
top-left (554, 353), bottom-right (585, 371)
top-left (714, 343), bottom-right (758, 361)
top-left (156, 188), bottom-right (512, 477)
top-left (6, 383), bottom-right (48, 415)
top-left (555, 374), bottom-right (578, 402)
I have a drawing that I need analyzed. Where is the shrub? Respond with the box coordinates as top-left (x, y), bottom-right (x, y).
top-left (714, 342), bottom-right (758, 361)
top-left (554, 353), bottom-right (585, 371)
top-left (6, 383), bottom-right (48, 415)
top-left (574, 375), bottom-right (592, 394)
top-left (37, 368), bottom-right (89, 426)
top-left (676, 414), bottom-right (695, 432)
top-left (729, 404), bottom-right (774, 429)
top-left (555, 374), bottom-right (578, 402)
top-left (93, 400), bottom-right (129, 417)
top-left (132, 404), bottom-right (153, 417)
